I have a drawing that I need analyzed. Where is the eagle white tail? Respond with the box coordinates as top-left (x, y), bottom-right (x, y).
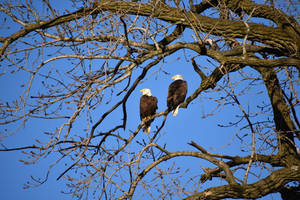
top-left (143, 126), bottom-right (151, 134)
top-left (172, 106), bottom-right (180, 116)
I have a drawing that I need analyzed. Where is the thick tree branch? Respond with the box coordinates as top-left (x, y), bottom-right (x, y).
top-left (225, 0), bottom-right (299, 27)
top-left (2, 0), bottom-right (298, 57)
top-left (96, 0), bottom-right (298, 55)
top-left (257, 67), bottom-right (299, 166)
top-left (184, 166), bottom-right (300, 200)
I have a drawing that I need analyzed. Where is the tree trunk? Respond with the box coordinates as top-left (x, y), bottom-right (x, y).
top-left (257, 67), bottom-right (299, 166)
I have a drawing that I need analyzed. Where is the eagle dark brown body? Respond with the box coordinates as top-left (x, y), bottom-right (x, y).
top-left (140, 89), bottom-right (158, 133)
top-left (167, 75), bottom-right (187, 116)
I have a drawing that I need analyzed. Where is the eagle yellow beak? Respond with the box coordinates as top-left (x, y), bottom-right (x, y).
top-left (140, 89), bottom-right (144, 93)
top-left (171, 75), bottom-right (176, 80)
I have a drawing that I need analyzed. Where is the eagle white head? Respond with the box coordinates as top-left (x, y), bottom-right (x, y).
top-left (140, 88), bottom-right (152, 96)
top-left (172, 74), bottom-right (184, 81)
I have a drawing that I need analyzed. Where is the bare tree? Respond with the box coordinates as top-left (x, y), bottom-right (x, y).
top-left (0, 0), bottom-right (299, 199)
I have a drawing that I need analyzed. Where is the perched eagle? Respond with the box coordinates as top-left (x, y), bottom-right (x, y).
top-left (167, 74), bottom-right (187, 116)
top-left (140, 88), bottom-right (158, 133)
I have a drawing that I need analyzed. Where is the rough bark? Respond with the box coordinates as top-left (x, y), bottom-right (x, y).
top-left (95, 0), bottom-right (298, 54)
top-left (184, 166), bottom-right (300, 200)
top-left (1, 0), bottom-right (299, 57)
top-left (257, 67), bottom-right (299, 166)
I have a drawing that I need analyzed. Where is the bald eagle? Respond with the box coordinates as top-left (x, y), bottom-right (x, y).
top-left (167, 74), bottom-right (187, 116)
top-left (140, 88), bottom-right (158, 133)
